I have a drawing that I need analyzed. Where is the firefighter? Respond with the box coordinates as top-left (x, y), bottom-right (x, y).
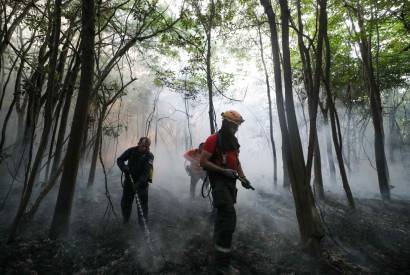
top-left (184, 143), bottom-right (206, 199)
top-left (200, 111), bottom-right (253, 275)
top-left (117, 137), bottom-right (154, 226)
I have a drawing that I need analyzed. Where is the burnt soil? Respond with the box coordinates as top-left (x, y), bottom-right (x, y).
top-left (1, 178), bottom-right (410, 275)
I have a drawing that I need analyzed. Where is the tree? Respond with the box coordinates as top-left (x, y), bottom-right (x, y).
top-left (49, 0), bottom-right (96, 238)
top-left (345, 1), bottom-right (391, 200)
top-left (8, 0), bottom-right (63, 243)
top-left (260, 0), bottom-right (324, 254)
top-left (254, 12), bottom-right (278, 187)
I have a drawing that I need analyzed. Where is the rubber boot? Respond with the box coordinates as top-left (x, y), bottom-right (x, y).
top-left (215, 265), bottom-right (240, 275)
top-left (214, 250), bottom-right (240, 275)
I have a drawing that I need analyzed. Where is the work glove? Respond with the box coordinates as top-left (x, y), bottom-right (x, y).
top-left (123, 165), bottom-right (131, 175)
top-left (221, 168), bottom-right (238, 179)
top-left (239, 177), bottom-right (255, 190)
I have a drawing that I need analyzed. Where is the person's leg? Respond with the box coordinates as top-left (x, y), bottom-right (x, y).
top-left (214, 204), bottom-right (236, 272)
top-left (211, 179), bottom-right (237, 273)
top-left (121, 178), bottom-right (135, 223)
top-left (190, 175), bottom-right (199, 199)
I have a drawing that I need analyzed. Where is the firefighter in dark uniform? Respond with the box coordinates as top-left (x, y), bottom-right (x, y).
top-left (200, 111), bottom-right (254, 275)
top-left (117, 137), bottom-right (154, 225)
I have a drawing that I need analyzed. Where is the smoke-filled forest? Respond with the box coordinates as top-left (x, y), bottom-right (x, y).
top-left (0, 0), bottom-right (409, 274)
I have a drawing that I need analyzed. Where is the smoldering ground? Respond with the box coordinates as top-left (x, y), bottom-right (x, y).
top-left (2, 162), bottom-right (410, 274)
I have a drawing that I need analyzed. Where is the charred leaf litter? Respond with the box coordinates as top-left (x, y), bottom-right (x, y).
top-left (1, 180), bottom-right (410, 275)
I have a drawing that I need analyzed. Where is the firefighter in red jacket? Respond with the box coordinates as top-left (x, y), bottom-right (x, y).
top-left (200, 110), bottom-right (254, 275)
top-left (184, 143), bottom-right (206, 199)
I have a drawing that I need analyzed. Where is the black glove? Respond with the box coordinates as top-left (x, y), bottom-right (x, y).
top-left (239, 177), bottom-right (255, 190)
top-left (123, 165), bottom-right (131, 175)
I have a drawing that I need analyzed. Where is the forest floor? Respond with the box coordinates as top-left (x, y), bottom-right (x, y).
top-left (1, 174), bottom-right (410, 275)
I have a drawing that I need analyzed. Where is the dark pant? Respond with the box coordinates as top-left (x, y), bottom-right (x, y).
top-left (121, 178), bottom-right (148, 225)
top-left (209, 173), bottom-right (237, 269)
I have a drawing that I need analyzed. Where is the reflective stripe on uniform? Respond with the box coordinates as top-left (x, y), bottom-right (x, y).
top-left (215, 244), bottom-right (231, 253)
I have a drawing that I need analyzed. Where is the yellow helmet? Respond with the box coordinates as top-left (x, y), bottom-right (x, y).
top-left (221, 110), bottom-right (244, 125)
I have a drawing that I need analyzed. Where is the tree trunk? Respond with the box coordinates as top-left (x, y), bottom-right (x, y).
top-left (322, 110), bottom-right (336, 180)
top-left (49, 0), bottom-right (95, 239)
top-left (313, 135), bottom-right (325, 199)
top-left (260, 0), bottom-right (324, 255)
top-left (346, 89), bottom-right (353, 170)
top-left (323, 23), bottom-right (355, 209)
top-left (8, 0), bottom-right (62, 243)
top-left (295, 0), bottom-right (326, 197)
top-left (50, 56), bottom-right (81, 178)
top-left (355, 5), bottom-right (391, 200)
top-left (256, 18), bottom-right (278, 186)
top-left (282, 145), bottom-right (290, 189)
top-left (206, 0), bottom-right (216, 134)
top-left (87, 106), bottom-right (106, 187)
top-left (14, 32), bottom-right (36, 146)
top-left (0, 1), bottom-right (35, 72)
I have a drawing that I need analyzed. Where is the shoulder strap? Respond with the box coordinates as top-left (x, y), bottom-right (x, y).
top-left (215, 132), bottom-right (227, 166)
top-left (216, 132), bottom-right (224, 153)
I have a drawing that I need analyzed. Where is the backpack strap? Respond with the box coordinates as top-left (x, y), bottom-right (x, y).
top-left (215, 132), bottom-right (228, 167)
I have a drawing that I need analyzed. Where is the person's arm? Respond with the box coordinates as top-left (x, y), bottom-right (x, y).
top-left (117, 148), bottom-right (132, 173)
top-left (236, 160), bottom-right (255, 190)
top-left (136, 153), bottom-right (154, 184)
top-left (184, 150), bottom-right (195, 162)
top-left (200, 151), bottom-right (237, 178)
top-left (237, 161), bottom-right (245, 178)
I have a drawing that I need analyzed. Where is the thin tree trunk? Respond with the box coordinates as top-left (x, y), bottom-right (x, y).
top-left (0, 55), bottom-right (19, 112)
top-left (206, 0), bottom-right (216, 134)
top-left (50, 56), bottom-right (81, 177)
top-left (322, 110), bottom-right (336, 180)
top-left (359, 8), bottom-right (390, 200)
top-left (347, 2), bottom-right (390, 200)
top-left (87, 106), bottom-right (106, 187)
top-left (346, 86), bottom-right (353, 169)
top-left (256, 18), bottom-right (278, 187)
top-left (313, 134), bottom-right (324, 199)
top-left (323, 24), bottom-right (355, 209)
top-left (282, 144), bottom-right (290, 189)
top-left (184, 95), bottom-right (193, 149)
top-left (295, 0), bottom-right (325, 195)
top-left (23, 162), bottom-right (64, 220)
top-left (14, 32), bottom-right (36, 146)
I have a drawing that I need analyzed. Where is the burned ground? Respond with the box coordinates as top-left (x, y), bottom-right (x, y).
top-left (1, 175), bottom-right (410, 275)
